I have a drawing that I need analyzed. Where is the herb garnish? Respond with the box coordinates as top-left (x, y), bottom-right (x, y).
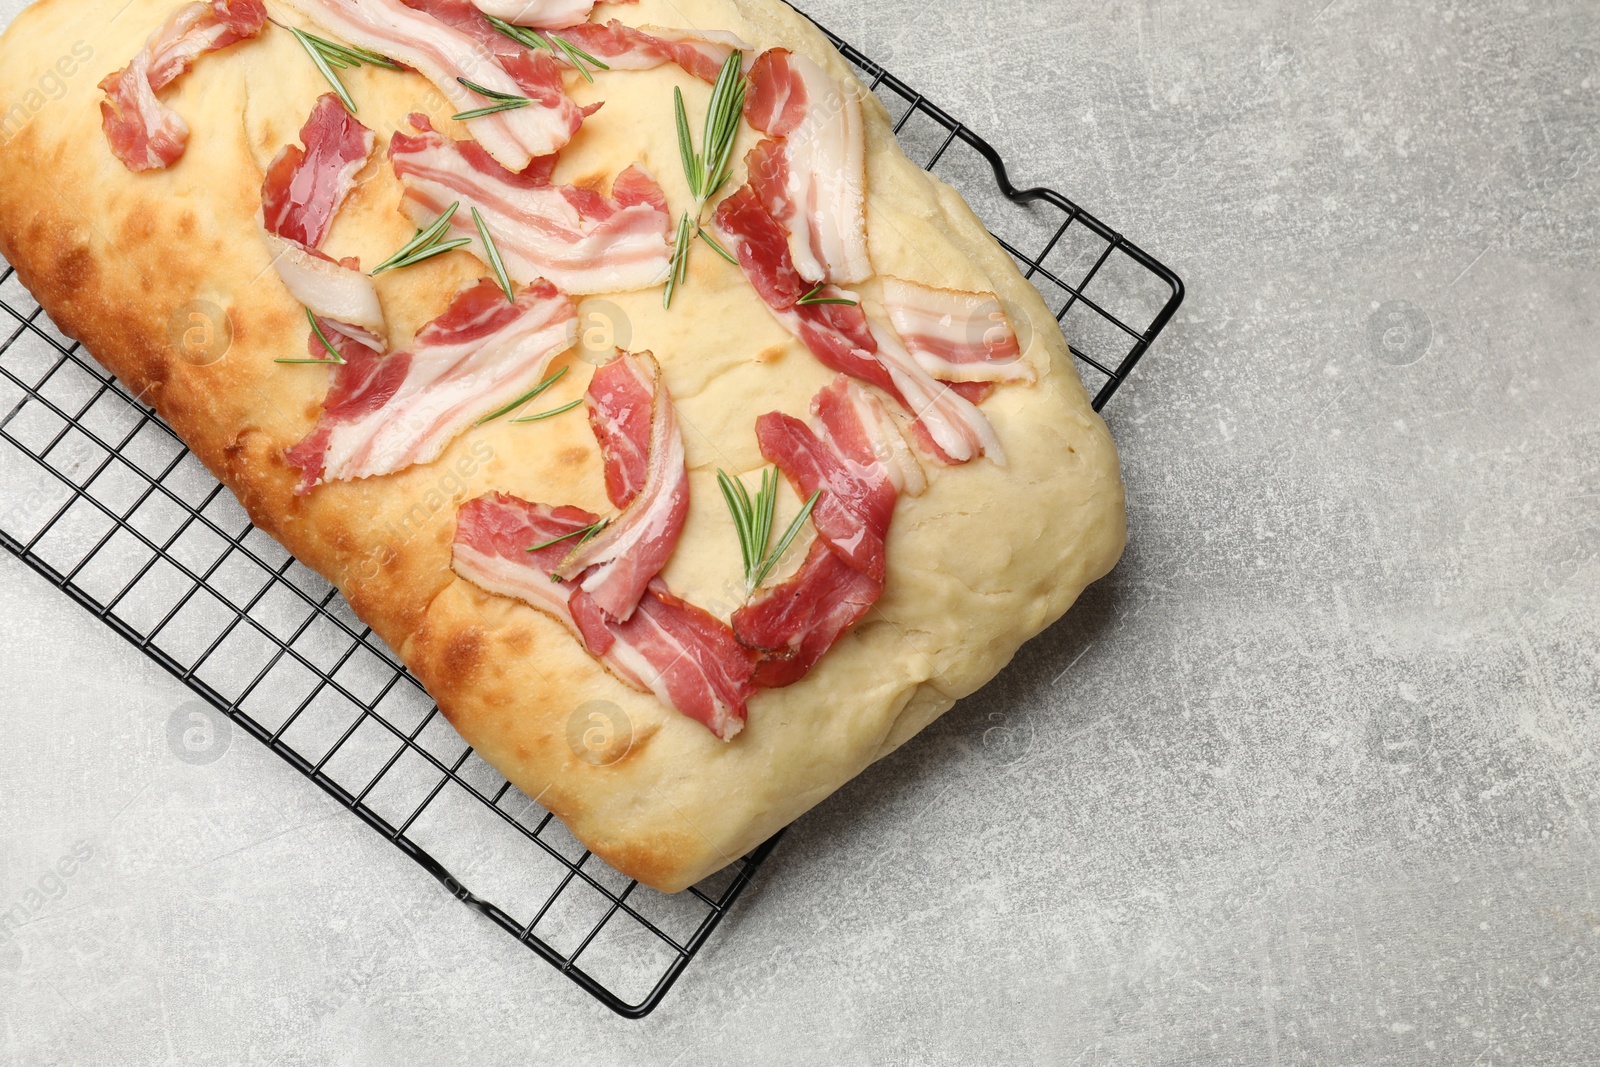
top-left (527, 517), bottom-right (609, 553)
top-left (664, 50), bottom-right (747, 308)
top-left (370, 203), bottom-right (469, 275)
top-left (472, 207), bottom-right (517, 302)
top-left (475, 366), bottom-right (569, 426)
top-left (483, 15), bottom-right (610, 83)
top-left (717, 468), bottom-right (821, 594)
top-left (511, 397), bottom-right (584, 423)
top-left (453, 77), bottom-right (533, 120)
top-left (794, 283), bottom-right (859, 307)
top-left (288, 27), bottom-right (398, 114)
top-left (275, 309), bottom-right (348, 365)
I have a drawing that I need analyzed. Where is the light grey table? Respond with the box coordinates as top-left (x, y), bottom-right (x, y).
top-left (2, 0), bottom-right (1596, 1063)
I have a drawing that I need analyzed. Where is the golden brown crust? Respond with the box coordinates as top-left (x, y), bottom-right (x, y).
top-left (0, 0), bottom-right (1126, 891)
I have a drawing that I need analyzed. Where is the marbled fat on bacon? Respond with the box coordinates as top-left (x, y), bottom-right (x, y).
top-left (258, 94), bottom-right (384, 348)
top-left (552, 21), bottom-right (749, 83)
top-left (286, 278), bottom-right (577, 490)
top-left (399, 0), bottom-right (587, 108)
top-left (99, 0), bottom-right (267, 171)
top-left (741, 49), bottom-right (869, 284)
top-left (389, 116), bottom-right (672, 295)
top-left (451, 494), bottom-right (598, 626)
top-left (552, 352), bottom-right (689, 622)
top-left (261, 94), bottom-right (374, 247)
top-left (713, 188), bottom-right (1004, 466)
top-left (279, 0), bottom-right (583, 168)
top-left (879, 276), bottom-right (1034, 385)
top-left (733, 378), bottom-right (921, 687)
top-left (466, 0), bottom-right (597, 29)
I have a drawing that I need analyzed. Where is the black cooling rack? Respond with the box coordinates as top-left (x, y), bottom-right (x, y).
top-left (0, 17), bottom-right (1182, 1020)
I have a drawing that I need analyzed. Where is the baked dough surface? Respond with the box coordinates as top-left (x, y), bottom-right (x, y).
top-left (0, 0), bottom-right (1126, 891)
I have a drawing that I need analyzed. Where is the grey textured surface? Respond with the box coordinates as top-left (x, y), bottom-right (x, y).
top-left (2, 0), bottom-right (1597, 1063)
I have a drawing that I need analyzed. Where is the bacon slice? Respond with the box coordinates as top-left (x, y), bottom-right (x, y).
top-left (262, 238), bottom-right (387, 347)
top-left (261, 93), bottom-right (375, 248)
top-left (452, 494), bottom-right (598, 624)
top-left (732, 378), bottom-right (920, 686)
top-left (279, 0), bottom-right (583, 168)
top-left (551, 352), bottom-right (689, 622)
top-left (741, 49), bottom-right (869, 284)
top-left (388, 116), bottom-right (672, 295)
top-left (285, 278), bottom-right (577, 490)
top-left (452, 496), bottom-right (756, 740)
top-left (258, 94), bottom-right (384, 349)
top-left (879, 277), bottom-right (1035, 386)
top-left (466, 0), bottom-right (597, 29)
top-left (552, 21), bottom-right (749, 83)
top-left (99, 0), bottom-right (267, 171)
top-left (733, 541), bottom-right (880, 689)
top-left (713, 188), bottom-right (1004, 467)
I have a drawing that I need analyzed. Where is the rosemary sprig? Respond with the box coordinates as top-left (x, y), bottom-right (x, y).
top-left (453, 76), bottom-right (532, 120)
top-left (662, 212), bottom-right (693, 309)
top-left (474, 366), bottom-right (568, 426)
top-left (275, 309), bottom-right (348, 365)
top-left (288, 27), bottom-right (397, 113)
top-left (794, 283), bottom-right (859, 307)
top-left (370, 203), bottom-right (467, 275)
top-left (483, 14), bottom-right (610, 82)
top-left (527, 517), bottom-right (608, 553)
top-left (472, 207), bottom-right (516, 303)
top-left (663, 50), bottom-right (746, 308)
top-left (717, 468), bottom-right (822, 594)
top-left (511, 397), bottom-right (584, 423)
top-left (696, 222), bottom-right (737, 264)
top-left (674, 51), bottom-right (747, 207)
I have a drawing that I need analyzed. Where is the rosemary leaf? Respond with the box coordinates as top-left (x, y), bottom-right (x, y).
top-left (456, 76), bottom-right (525, 102)
top-left (795, 283), bottom-right (859, 307)
top-left (673, 88), bottom-right (700, 202)
top-left (295, 310), bottom-right (347, 364)
top-left (510, 397), bottom-right (584, 423)
top-left (472, 207), bottom-right (517, 303)
top-left (717, 470), bottom-right (758, 577)
top-left (696, 223), bottom-right (737, 264)
top-left (527, 517), bottom-right (608, 553)
top-left (662, 212), bottom-right (693, 309)
top-left (474, 366), bottom-right (569, 426)
top-left (452, 100), bottom-right (533, 121)
top-left (370, 203), bottom-right (461, 275)
top-left (382, 237), bottom-right (472, 272)
top-left (751, 488), bottom-right (821, 591)
top-left (291, 27), bottom-right (358, 114)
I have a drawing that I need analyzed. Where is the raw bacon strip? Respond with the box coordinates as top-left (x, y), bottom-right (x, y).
top-left (261, 238), bottom-right (386, 348)
top-left (880, 276), bottom-right (1035, 385)
top-left (279, 0), bottom-right (583, 168)
top-left (99, 0), bottom-right (267, 171)
top-left (714, 188), bottom-right (1004, 466)
top-left (577, 582), bottom-right (756, 741)
top-left (388, 116), bottom-right (672, 295)
top-left (285, 278), bottom-right (577, 490)
top-left (467, 0), bottom-right (596, 29)
top-left (733, 541), bottom-right (880, 689)
top-left (259, 94), bottom-right (385, 349)
top-left (553, 21), bottom-right (749, 83)
top-left (452, 507), bottom-right (756, 739)
top-left (452, 494), bottom-right (598, 625)
top-left (398, 0), bottom-right (589, 105)
top-left (552, 352), bottom-right (689, 623)
top-left (732, 378), bottom-right (921, 686)
top-left (742, 49), bottom-right (869, 284)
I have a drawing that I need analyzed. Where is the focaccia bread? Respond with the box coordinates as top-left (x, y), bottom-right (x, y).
top-left (0, 0), bottom-right (1126, 891)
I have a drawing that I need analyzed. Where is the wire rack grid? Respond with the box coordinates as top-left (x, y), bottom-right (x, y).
top-left (0, 15), bottom-right (1182, 1020)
